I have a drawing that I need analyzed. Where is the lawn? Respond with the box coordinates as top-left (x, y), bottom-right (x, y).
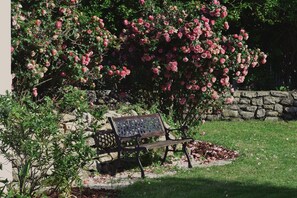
top-left (119, 120), bottom-right (297, 198)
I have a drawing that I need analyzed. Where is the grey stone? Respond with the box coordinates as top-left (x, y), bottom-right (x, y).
top-left (280, 98), bottom-right (293, 106)
top-left (103, 110), bottom-right (122, 118)
top-left (263, 105), bottom-right (274, 110)
top-left (239, 111), bottom-right (255, 119)
top-left (238, 105), bottom-right (248, 110)
top-left (222, 109), bottom-right (239, 117)
top-left (85, 137), bottom-right (95, 146)
top-left (256, 109), bottom-right (266, 118)
top-left (266, 111), bottom-right (279, 117)
top-left (233, 98), bottom-right (240, 104)
top-left (294, 101), bottom-right (297, 107)
top-left (274, 104), bottom-right (283, 113)
top-left (129, 110), bottom-right (138, 116)
top-left (241, 91), bottom-right (256, 98)
top-left (83, 112), bottom-right (93, 124)
top-left (246, 106), bottom-right (258, 112)
top-left (256, 91), bottom-right (270, 97)
top-left (265, 117), bottom-right (279, 121)
top-left (251, 98), bottom-right (263, 106)
top-left (233, 91), bottom-right (241, 98)
top-left (63, 122), bottom-right (77, 131)
top-left (239, 98), bottom-right (250, 104)
top-left (270, 91), bottom-right (289, 97)
top-left (228, 105), bottom-right (239, 110)
top-left (291, 92), bottom-right (297, 100)
top-left (206, 115), bottom-right (222, 121)
top-left (61, 114), bottom-right (76, 123)
top-left (264, 96), bottom-right (280, 104)
top-left (98, 99), bottom-right (105, 105)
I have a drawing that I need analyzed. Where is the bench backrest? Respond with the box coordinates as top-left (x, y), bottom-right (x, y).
top-left (108, 113), bottom-right (166, 140)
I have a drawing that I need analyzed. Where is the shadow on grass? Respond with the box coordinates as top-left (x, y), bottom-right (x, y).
top-left (120, 177), bottom-right (297, 198)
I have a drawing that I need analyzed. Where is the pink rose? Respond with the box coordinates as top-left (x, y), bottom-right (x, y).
top-left (148, 15), bottom-right (154, 21)
top-left (82, 67), bottom-right (88, 73)
top-left (32, 88), bottom-right (38, 97)
top-left (139, 0), bottom-right (145, 5)
top-left (220, 58), bottom-right (226, 64)
top-left (211, 91), bottom-right (219, 100)
top-left (152, 68), bottom-right (160, 75)
top-left (35, 19), bottom-right (42, 26)
top-left (224, 21), bottom-right (229, 30)
top-left (179, 98), bottom-right (186, 105)
top-left (55, 20), bottom-right (62, 29)
top-left (201, 86), bottom-right (207, 92)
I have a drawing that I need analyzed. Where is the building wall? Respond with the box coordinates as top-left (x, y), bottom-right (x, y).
top-left (207, 91), bottom-right (297, 121)
top-left (0, 0), bottom-right (13, 185)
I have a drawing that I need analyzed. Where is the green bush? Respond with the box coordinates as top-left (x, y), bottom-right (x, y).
top-left (0, 93), bottom-right (93, 197)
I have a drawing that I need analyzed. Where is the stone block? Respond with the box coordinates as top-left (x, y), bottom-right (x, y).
top-left (270, 91), bottom-right (289, 97)
top-left (61, 114), bottom-right (76, 123)
top-left (292, 92), bottom-right (297, 100)
top-left (274, 104), bottom-right (283, 113)
top-left (256, 109), bottom-right (265, 118)
top-left (239, 111), bottom-right (255, 119)
top-left (263, 105), bottom-right (274, 110)
top-left (241, 91), bottom-right (256, 98)
top-left (280, 98), bottom-right (294, 106)
top-left (233, 91), bottom-right (241, 98)
top-left (228, 105), bottom-right (240, 110)
top-left (239, 98), bottom-right (250, 105)
top-left (251, 98), bottom-right (263, 106)
top-left (264, 96), bottom-right (280, 104)
top-left (233, 98), bottom-right (240, 104)
top-left (266, 111), bottom-right (279, 117)
top-left (206, 115), bottom-right (222, 121)
top-left (63, 122), bottom-right (77, 131)
top-left (222, 109), bottom-right (239, 118)
top-left (256, 91), bottom-right (270, 97)
top-left (265, 117), bottom-right (279, 121)
top-left (246, 106), bottom-right (258, 112)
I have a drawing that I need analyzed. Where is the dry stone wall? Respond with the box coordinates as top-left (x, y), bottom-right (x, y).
top-left (207, 91), bottom-right (297, 121)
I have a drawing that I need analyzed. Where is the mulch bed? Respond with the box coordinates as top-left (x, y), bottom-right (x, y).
top-left (69, 140), bottom-right (239, 198)
top-left (71, 187), bottom-right (119, 198)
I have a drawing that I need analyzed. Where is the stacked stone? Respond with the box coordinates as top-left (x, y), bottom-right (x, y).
top-left (207, 91), bottom-right (297, 121)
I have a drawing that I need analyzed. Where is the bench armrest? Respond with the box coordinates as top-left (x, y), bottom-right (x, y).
top-left (166, 125), bottom-right (190, 139)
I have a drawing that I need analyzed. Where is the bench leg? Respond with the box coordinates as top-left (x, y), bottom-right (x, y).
top-left (136, 150), bottom-right (145, 178)
top-left (161, 146), bottom-right (169, 165)
top-left (182, 143), bottom-right (192, 168)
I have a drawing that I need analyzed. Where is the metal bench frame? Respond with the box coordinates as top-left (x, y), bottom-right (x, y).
top-left (108, 113), bottom-right (193, 178)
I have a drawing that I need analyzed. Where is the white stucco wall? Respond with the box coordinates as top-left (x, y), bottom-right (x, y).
top-left (0, 0), bottom-right (13, 184)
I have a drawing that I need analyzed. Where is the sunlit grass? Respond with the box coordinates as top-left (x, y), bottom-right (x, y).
top-left (120, 121), bottom-right (297, 198)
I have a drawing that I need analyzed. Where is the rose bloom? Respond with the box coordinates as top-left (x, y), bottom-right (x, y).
top-left (32, 87), bottom-right (38, 97)
top-left (55, 20), bottom-right (62, 29)
top-left (179, 98), bottom-right (186, 105)
top-left (201, 86), bottom-right (207, 92)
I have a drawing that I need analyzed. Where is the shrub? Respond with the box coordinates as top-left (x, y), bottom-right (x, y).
top-left (117, 0), bottom-right (267, 127)
top-left (11, 0), bottom-right (129, 99)
top-left (0, 93), bottom-right (93, 197)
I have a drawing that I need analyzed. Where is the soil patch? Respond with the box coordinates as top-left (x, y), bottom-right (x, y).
top-left (72, 140), bottom-right (239, 197)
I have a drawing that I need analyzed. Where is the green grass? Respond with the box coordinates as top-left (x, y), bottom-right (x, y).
top-left (119, 121), bottom-right (297, 198)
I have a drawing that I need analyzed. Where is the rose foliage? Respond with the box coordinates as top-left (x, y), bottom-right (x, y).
top-left (117, 0), bottom-right (267, 126)
top-left (11, 0), bottom-right (130, 98)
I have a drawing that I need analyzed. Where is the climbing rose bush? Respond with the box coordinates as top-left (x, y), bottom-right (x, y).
top-left (11, 0), bottom-right (129, 98)
top-left (118, 0), bottom-right (267, 126)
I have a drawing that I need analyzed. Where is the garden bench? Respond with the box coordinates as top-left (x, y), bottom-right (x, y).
top-left (108, 113), bottom-right (193, 178)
